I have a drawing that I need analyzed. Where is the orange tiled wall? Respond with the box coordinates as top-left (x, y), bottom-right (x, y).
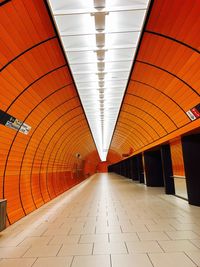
top-left (170, 138), bottom-right (185, 177)
top-left (0, 0), bottom-right (97, 225)
top-left (110, 0), bottom-right (200, 157)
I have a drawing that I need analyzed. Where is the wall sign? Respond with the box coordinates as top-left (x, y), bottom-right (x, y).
top-left (186, 104), bottom-right (200, 121)
top-left (0, 109), bottom-right (31, 135)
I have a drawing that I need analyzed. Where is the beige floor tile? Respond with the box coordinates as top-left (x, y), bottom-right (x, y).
top-left (96, 226), bottom-right (122, 234)
top-left (72, 255), bottom-right (110, 267)
top-left (0, 247), bottom-right (29, 258)
top-left (158, 240), bottom-right (200, 252)
top-left (191, 228), bottom-right (200, 235)
top-left (53, 218), bottom-right (76, 224)
top-left (0, 173), bottom-right (200, 265)
top-left (121, 225), bottom-right (148, 233)
top-left (96, 217), bottom-right (108, 223)
top-left (107, 216), bottom-right (119, 221)
top-left (111, 254), bottom-right (153, 267)
top-left (107, 220), bottom-right (121, 226)
top-left (37, 222), bottom-right (63, 229)
top-left (186, 251), bottom-right (200, 265)
top-left (109, 233), bottom-right (139, 242)
top-left (171, 223), bottom-right (199, 231)
top-left (70, 226), bottom-right (95, 235)
top-left (93, 242), bottom-right (127, 254)
top-left (58, 244), bottom-right (92, 256)
top-left (190, 239), bottom-right (200, 248)
top-left (138, 232), bottom-right (170, 240)
top-left (146, 224), bottom-right (175, 232)
top-left (32, 257), bottom-right (73, 267)
top-left (26, 228), bottom-right (48, 237)
top-left (149, 252), bottom-right (196, 267)
top-left (84, 221), bottom-right (98, 226)
top-left (19, 236), bottom-right (52, 247)
top-left (126, 241), bottom-right (163, 253)
top-left (42, 228), bottom-right (71, 236)
top-left (59, 224), bottom-right (81, 230)
top-left (76, 217), bottom-right (96, 223)
top-left (165, 231), bottom-right (200, 240)
top-left (79, 234), bottom-right (108, 243)
top-left (0, 237), bottom-right (25, 247)
top-left (49, 235), bottom-right (80, 245)
top-left (0, 258), bottom-right (36, 267)
top-left (95, 222), bottom-right (108, 227)
top-left (23, 245), bottom-right (61, 257)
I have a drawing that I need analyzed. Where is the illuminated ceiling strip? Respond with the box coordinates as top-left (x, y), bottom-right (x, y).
top-left (48, 0), bottom-right (150, 161)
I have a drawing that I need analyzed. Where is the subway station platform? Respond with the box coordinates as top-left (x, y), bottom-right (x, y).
top-left (0, 173), bottom-right (200, 267)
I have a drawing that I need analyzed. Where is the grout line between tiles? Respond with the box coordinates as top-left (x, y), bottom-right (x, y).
top-left (108, 233), bottom-right (110, 243)
top-left (147, 253), bottom-right (155, 267)
top-left (156, 240), bottom-right (165, 252)
top-left (92, 243), bottom-right (94, 255)
top-left (183, 251), bottom-right (198, 266)
top-left (21, 246), bottom-right (33, 258)
top-left (188, 239), bottom-right (200, 249)
top-left (30, 257), bottom-right (38, 266)
top-left (70, 256), bottom-right (75, 267)
top-left (163, 230), bottom-right (173, 240)
top-left (110, 254), bottom-right (112, 267)
top-left (78, 235), bottom-right (82, 244)
top-left (124, 241), bottom-right (129, 254)
top-left (56, 244), bottom-right (63, 256)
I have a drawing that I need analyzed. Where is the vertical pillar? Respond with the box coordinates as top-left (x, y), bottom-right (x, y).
top-left (182, 134), bottom-right (200, 206)
top-left (161, 144), bottom-right (175, 194)
top-left (144, 149), bottom-right (164, 186)
top-left (130, 156), bottom-right (139, 181)
top-left (128, 159), bottom-right (132, 179)
top-left (124, 160), bottom-right (130, 178)
top-left (121, 160), bottom-right (126, 177)
top-left (137, 154), bottom-right (144, 183)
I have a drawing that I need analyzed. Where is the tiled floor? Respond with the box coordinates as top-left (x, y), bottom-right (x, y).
top-left (0, 173), bottom-right (200, 267)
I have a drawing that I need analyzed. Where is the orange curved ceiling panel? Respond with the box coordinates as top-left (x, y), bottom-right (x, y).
top-left (110, 0), bottom-right (200, 156)
top-left (0, 0), bottom-right (98, 224)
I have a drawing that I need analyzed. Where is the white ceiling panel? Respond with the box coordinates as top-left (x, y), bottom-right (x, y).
top-left (67, 51), bottom-right (97, 64)
top-left (62, 35), bottom-right (96, 49)
top-left (48, 0), bottom-right (150, 161)
top-left (106, 0), bottom-right (148, 8)
top-left (55, 15), bottom-right (95, 35)
top-left (105, 10), bottom-right (146, 31)
top-left (105, 32), bottom-right (140, 46)
top-left (50, 0), bottom-right (93, 10)
top-left (70, 63), bottom-right (98, 73)
top-left (104, 48), bottom-right (136, 61)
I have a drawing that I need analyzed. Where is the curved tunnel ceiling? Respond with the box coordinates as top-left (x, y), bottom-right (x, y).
top-left (1, 0), bottom-right (200, 223)
top-left (110, 0), bottom-right (200, 156)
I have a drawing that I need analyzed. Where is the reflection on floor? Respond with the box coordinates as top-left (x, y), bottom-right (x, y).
top-left (0, 173), bottom-right (200, 267)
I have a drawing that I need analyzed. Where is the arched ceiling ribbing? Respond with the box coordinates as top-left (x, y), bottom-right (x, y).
top-left (110, 0), bottom-right (200, 156)
top-left (1, 0), bottom-right (200, 223)
top-left (0, 0), bottom-right (97, 223)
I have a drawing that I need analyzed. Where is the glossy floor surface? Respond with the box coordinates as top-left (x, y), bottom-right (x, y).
top-left (0, 173), bottom-right (200, 267)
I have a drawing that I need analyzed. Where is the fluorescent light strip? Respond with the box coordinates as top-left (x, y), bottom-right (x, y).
top-left (48, 0), bottom-right (150, 161)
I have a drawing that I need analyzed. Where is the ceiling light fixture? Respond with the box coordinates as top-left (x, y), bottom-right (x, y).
top-left (48, 0), bottom-right (150, 162)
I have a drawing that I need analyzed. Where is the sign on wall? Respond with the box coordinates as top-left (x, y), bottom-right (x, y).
top-left (186, 104), bottom-right (200, 121)
top-left (0, 109), bottom-right (31, 135)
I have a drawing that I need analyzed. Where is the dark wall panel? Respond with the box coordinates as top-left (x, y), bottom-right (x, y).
top-left (182, 134), bottom-right (200, 206)
top-left (144, 150), bottom-right (164, 187)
